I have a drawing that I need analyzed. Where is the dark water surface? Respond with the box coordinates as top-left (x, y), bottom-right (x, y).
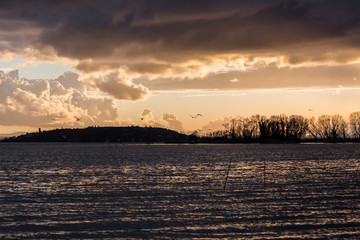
top-left (0, 143), bottom-right (359, 239)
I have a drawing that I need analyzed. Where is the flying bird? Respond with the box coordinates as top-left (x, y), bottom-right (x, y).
top-left (189, 114), bottom-right (203, 118)
top-left (74, 116), bottom-right (81, 121)
top-left (140, 117), bottom-right (144, 120)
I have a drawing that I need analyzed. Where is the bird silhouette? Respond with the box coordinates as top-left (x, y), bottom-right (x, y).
top-left (189, 114), bottom-right (203, 118)
top-left (74, 116), bottom-right (81, 121)
top-left (140, 117), bottom-right (144, 120)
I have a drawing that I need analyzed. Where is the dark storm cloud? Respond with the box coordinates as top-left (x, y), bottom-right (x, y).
top-left (39, 0), bottom-right (360, 59)
top-left (37, 1), bottom-right (310, 58)
top-left (3, 0), bottom-right (360, 59)
top-left (2, 0), bottom-right (360, 91)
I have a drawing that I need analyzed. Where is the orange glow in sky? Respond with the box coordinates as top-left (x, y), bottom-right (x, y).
top-left (1, 1), bottom-right (360, 134)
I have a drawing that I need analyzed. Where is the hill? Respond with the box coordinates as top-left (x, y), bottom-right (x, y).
top-left (1, 126), bottom-right (190, 143)
top-left (0, 132), bottom-right (26, 140)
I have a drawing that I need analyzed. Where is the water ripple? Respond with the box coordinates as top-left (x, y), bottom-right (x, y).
top-left (0, 143), bottom-right (359, 239)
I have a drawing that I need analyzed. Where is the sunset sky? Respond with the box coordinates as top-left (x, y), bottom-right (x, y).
top-left (1, 0), bottom-right (360, 134)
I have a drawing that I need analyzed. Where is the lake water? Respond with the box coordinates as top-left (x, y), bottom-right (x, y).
top-left (0, 143), bottom-right (359, 239)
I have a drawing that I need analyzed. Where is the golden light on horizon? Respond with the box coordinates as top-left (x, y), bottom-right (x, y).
top-left (0, 0), bottom-right (360, 134)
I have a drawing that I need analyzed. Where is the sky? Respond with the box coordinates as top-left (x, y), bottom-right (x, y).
top-left (1, 0), bottom-right (360, 134)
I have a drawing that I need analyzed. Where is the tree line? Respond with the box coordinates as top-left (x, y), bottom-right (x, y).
top-left (196, 112), bottom-right (360, 143)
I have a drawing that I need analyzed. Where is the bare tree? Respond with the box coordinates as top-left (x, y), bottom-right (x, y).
top-left (206, 113), bottom-right (352, 142)
top-left (222, 123), bottom-right (230, 138)
top-left (318, 115), bottom-right (332, 139)
top-left (268, 114), bottom-right (288, 139)
top-left (330, 114), bottom-right (347, 139)
top-left (308, 117), bottom-right (321, 139)
top-left (236, 116), bottom-right (258, 140)
top-left (286, 115), bottom-right (308, 140)
top-left (349, 111), bottom-right (360, 138)
top-left (308, 115), bottom-right (346, 139)
top-left (243, 117), bottom-right (258, 140)
top-left (229, 118), bottom-right (238, 140)
top-left (254, 115), bottom-right (270, 141)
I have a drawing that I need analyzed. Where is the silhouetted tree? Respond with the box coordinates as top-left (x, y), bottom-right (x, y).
top-left (308, 115), bottom-right (347, 139)
top-left (208, 129), bottom-right (228, 139)
top-left (229, 118), bottom-right (237, 140)
top-left (268, 114), bottom-right (288, 140)
top-left (318, 115), bottom-right (332, 139)
top-left (286, 115), bottom-right (308, 140)
top-left (222, 123), bottom-right (230, 138)
top-left (242, 116), bottom-right (258, 140)
top-left (330, 114), bottom-right (347, 139)
top-left (189, 130), bottom-right (200, 142)
top-left (254, 115), bottom-right (271, 142)
top-left (349, 111), bottom-right (360, 138)
top-left (308, 117), bottom-right (321, 139)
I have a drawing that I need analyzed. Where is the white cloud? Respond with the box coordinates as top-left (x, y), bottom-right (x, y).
top-left (81, 70), bottom-right (149, 101)
top-left (140, 108), bottom-right (155, 125)
top-left (162, 113), bottom-right (183, 132)
top-left (142, 109), bottom-right (152, 117)
top-left (137, 109), bottom-right (183, 130)
top-left (201, 117), bottom-right (232, 132)
top-left (0, 70), bottom-right (120, 128)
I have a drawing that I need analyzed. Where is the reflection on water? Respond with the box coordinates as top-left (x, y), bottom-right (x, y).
top-left (0, 143), bottom-right (359, 239)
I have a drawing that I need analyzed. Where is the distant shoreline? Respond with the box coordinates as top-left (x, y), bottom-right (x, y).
top-left (2, 126), bottom-right (359, 144)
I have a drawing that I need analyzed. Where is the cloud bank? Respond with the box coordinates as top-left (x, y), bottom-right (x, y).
top-left (0, 70), bottom-right (119, 128)
top-left (139, 108), bottom-right (183, 132)
top-left (1, 0), bottom-right (360, 131)
top-left (1, 0), bottom-right (360, 92)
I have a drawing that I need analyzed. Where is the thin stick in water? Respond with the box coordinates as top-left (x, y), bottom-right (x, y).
top-left (223, 157), bottom-right (232, 190)
top-left (263, 157), bottom-right (266, 187)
